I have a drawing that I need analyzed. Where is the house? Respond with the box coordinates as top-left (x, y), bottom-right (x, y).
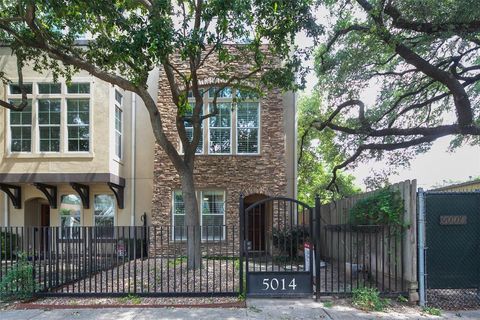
top-left (151, 51), bottom-right (297, 249)
top-left (430, 179), bottom-right (480, 192)
top-left (0, 45), bottom-right (298, 250)
top-left (0, 47), bottom-right (157, 230)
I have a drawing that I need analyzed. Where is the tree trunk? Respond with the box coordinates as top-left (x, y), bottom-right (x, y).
top-left (181, 167), bottom-right (202, 270)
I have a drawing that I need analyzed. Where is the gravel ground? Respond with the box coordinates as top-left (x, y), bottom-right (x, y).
top-left (53, 257), bottom-right (239, 294)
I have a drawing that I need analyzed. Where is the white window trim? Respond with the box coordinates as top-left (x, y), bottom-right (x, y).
top-left (171, 190), bottom-right (226, 241)
top-left (66, 96), bottom-right (92, 153)
top-left (93, 194), bottom-right (117, 237)
top-left (37, 98), bottom-right (62, 153)
top-left (207, 103), bottom-right (233, 155)
top-left (179, 103), bottom-right (205, 155)
top-left (235, 102), bottom-right (261, 155)
top-left (59, 194), bottom-right (83, 239)
top-left (6, 79), bottom-right (93, 156)
top-left (114, 89), bottom-right (124, 160)
top-left (7, 99), bottom-right (32, 154)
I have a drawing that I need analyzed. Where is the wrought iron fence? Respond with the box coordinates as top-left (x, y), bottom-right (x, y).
top-left (0, 225), bottom-right (240, 297)
top-left (317, 224), bottom-right (406, 296)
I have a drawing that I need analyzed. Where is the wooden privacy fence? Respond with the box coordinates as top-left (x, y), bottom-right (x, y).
top-left (318, 180), bottom-right (418, 299)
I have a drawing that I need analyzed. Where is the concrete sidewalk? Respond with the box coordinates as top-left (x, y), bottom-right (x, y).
top-left (1, 299), bottom-right (479, 319)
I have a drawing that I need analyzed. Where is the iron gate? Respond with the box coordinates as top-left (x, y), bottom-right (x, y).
top-left (421, 191), bottom-right (480, 309)
top-left (240, 196), bottom-right (316, 297)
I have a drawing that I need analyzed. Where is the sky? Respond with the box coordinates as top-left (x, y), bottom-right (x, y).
top-left (298, 9), bottom-right (480, 191)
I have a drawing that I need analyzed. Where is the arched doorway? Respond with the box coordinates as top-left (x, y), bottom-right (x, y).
top-left (24, 198), bottom-right (50, 256)
top-left (244, 194), bottom-right (270, 252)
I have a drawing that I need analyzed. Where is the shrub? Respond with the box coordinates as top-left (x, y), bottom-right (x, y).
top-left (0, 231), bottom-right (18, 259)
top-left (352, 287), bottom-right (389, 312)
top-left (0, 252), bottom-right (36, 301)
top-left (349, 188), bottom-right (405, 228)
top-left (272, 226), bottom-right (309, 258)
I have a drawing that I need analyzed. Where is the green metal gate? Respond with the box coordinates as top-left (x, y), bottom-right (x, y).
top-left (423, 191), bottom-right (480, 308)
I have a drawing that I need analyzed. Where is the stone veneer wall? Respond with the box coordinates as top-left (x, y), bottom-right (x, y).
top-left (151, 52), bottom-right (288, 230)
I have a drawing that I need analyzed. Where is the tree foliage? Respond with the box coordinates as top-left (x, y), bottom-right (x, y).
top-left (298, 92), bottom-right (360, 205)
top-left (0, 0), bottom-right (320, 269)
top-left (310, 0), bottom-right (480, 189)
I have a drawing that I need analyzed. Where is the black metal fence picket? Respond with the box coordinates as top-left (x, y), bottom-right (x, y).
top-left (0, 225), bottom-right (240, 297)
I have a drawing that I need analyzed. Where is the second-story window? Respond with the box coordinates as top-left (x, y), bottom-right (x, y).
top-left (9, 99), bottom-right (32, 152)
top-left (208, 103), bottom-right (232, 154)
top-left (114, 90), bottom-right (123, 159)
top-left (67, 99), bottom-right (90, 152)
top-left (7, 81), bottom-right (91, 154)
top-left (181, 87), bottom-right (260, 155)
top-left (38, 99), bottom-right (61, 152)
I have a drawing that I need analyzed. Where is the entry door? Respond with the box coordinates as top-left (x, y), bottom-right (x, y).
top-left (247, 203), bottom-right (266, 251)
top-left (40, 204), bottom-right (50, 252)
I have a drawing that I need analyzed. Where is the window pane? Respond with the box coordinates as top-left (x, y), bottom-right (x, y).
top-left (172, 191), bottom-right (186, 240)
top-left (9, 100), bottom-right (32, 152)
top-left (60, 195), bottom-right (82, 238)
top-left (237, 128), bottom-right (259, 154)
top-left (9, 83), bottom-right (32, 94)
top-left (209, 104), bottom-right (231, 154)
top-left (38, 83), bottom-right (61, 94)
top-left (208, 87), bottom-right (232, 98)
top-left (237, 102), bottom-right (259, 154)
top-left (67, 99), bottom-right (90, 152)
top-left (67, 82), bottom-right (90, 94)
top-left (38, 99), bottom-right (61, 152)
top-left (201, 191), bottom-right (225, 240)
top-left (115, 90), bottom-right (123, 104)
top-left (94, 195), bottom-right (115, 238)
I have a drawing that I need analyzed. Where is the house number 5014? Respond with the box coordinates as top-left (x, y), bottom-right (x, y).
top-left (262, 278), bottom-right (297, 291)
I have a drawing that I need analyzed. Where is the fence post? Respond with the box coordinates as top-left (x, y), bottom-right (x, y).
top-left (314, 195), bottom-right (321, 301)
top-left (141, 213), bottom-right (148, 257)
top-left (239, 193), bottom-right (245, 296)
top-left (418, 188), bottom-right (426, 306)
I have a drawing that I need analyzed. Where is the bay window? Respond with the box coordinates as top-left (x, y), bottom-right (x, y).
top-left (7, 81), bottom-right (91, 154)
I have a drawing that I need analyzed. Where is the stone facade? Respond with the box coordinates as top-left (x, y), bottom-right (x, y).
top-left (151, 51), bottom-right (289, 230)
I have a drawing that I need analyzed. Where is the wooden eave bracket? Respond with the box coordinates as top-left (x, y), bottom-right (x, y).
top-left (107, 182), bottom-right (125, 209)
top-left (33, 183), bottom-right (58, 208)
top-left (70, 182), bottom-right (90, 209)
top-left (0, 183), bottom-right (21, 209)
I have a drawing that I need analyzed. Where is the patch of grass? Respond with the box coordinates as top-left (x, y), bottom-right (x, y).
top-left (422, 306), bottom-right (442, 316)
top-left (397, 295), bottom-right (408, 303)
top-left (248, 305), bottom-right (262, 313)
top-left (119, 294), bottom-right (142, 305)
top-left (352, 287), bottom-right (389, 312)
top-left (323, 300), bottom-right (333, 308)
top-left (168, 257), bottom-right (187, 267)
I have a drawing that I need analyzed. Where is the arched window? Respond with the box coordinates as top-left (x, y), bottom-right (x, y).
top-left (59, 194), bottom-right (82, 238)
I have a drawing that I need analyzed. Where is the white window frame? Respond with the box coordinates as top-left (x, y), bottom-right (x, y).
top-left (6, 80), bottom-right (93, 155)
top-left (235, 102), bottom-right (261, 155)
top-left (59, 194), bottom-right (82, 239)
top-left (37, 98), bottom-right (62, 153)
top-left (207, 103), bottom-right (233, 155)
top-left (171, 190), bottom-right (226, 241)
top-left (93, 194), bottom-right (117, 238)
top-left (114, 89), bottom-right (123, 160)
top-left (8, 99), bottom-right (33, 153)
top-left (66, 97), bottom-right (91, 153)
